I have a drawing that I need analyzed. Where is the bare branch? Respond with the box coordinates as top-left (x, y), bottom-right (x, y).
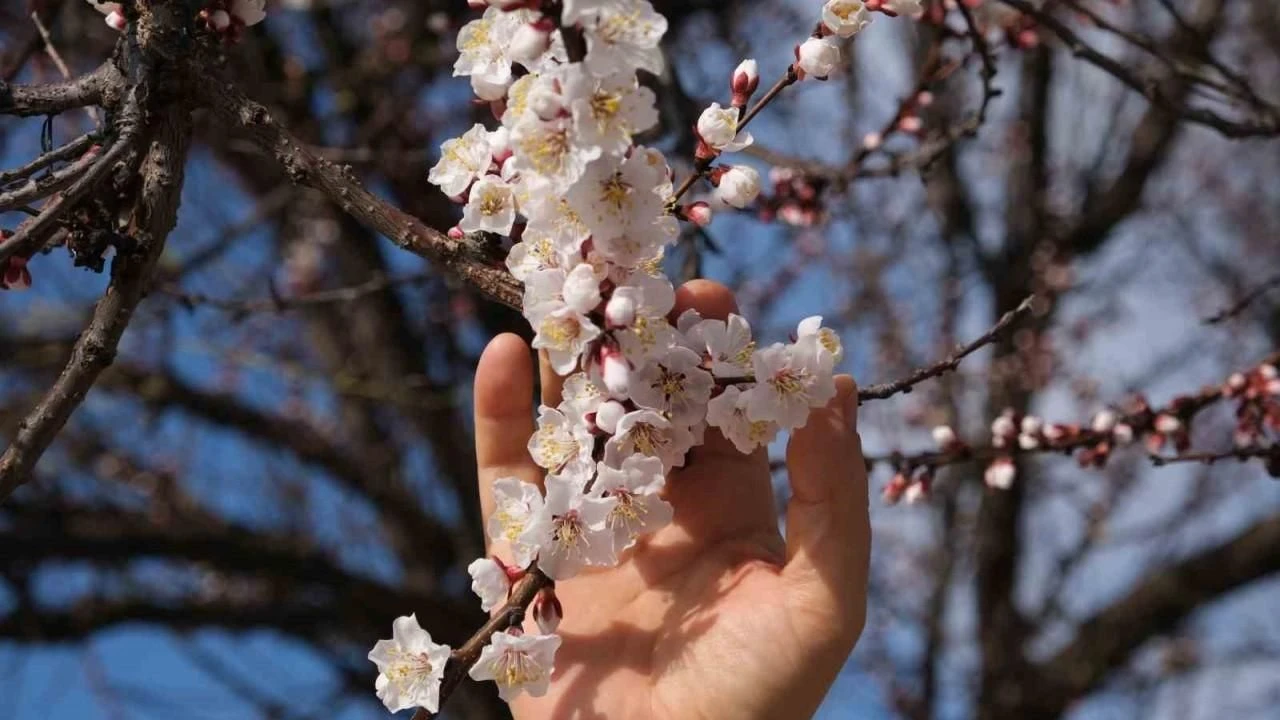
top-left (0, 107), bottom-right (190, 500)
top-left (0, 59), bottom-right (121, 117)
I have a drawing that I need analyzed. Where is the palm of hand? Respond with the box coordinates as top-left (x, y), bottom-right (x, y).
top-left (474, 281), bottom-right (869, 720)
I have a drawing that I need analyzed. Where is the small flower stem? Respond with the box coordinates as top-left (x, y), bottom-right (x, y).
top-left (672, 65), bottom-right (800, 202)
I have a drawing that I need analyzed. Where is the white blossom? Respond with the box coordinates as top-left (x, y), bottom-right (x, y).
top-left (565, 67), bottom-right (660, 156)
top-left (579, 0), bottom-right (668, 77)
top-left (529, 406), bottom-right (595, 477)
top-left (428, 124), bottom-right (493, 197)
top-left (630, 346), bottom-right (715, 424)
top-left (467, 558), bottom-right (511, 612)
top-left (686, 313), bottom-right (755, 378)
top-left (594, 399), bottom-right (627, 434)
top-left (796, 315), bottom-right (844, 364)
top-left (368, 615), bottom-right (451, 714)
top-left (460, 176), bottom-right (517, 235)
top-left (469, 631), bottom-right (561, 701)
top-left (568, 153), bottom-right (672, 243)
top-left (822, 0), bottom-right (871, 37)
top-left (521, 475), bottom-right (617, 579)
top-left (696, 103), bottom-right (753, 153)
top-left (529, 305), bottom-right (602, 375)
top-left (487, 477), bottom-right (544, 567)
top-left (560, 373), bottom-right (607, 425)
top-left (797, 36), bottom-right (842, 79)
top-left (1091, 410), bottom-right (1117, 434)
top-left (454, 7), bottom-right (539, 84)
top-left (605, 408), bottom-right (696, 469)
top-left (512, 117), bottom-right (602, 193)
top-left (593, 455), bottom-right (673, 551)
top-left (706, 384), bottom-right (779, 454)
top-left (932, 425), bottom-right (957, 448)
top-left (746, 341), bottom-right (837, 430)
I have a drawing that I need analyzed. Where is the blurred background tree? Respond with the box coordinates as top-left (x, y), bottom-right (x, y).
top-left (1, 0), bottom-right (1278, 718)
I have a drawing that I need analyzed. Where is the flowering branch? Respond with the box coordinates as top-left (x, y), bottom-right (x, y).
top-left (410, 570), bottom-right (553, 720)
top-left (879, 353), bottom-right (1280, 503)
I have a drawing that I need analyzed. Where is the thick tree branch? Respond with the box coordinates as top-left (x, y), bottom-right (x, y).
top-left (0, 105), bottom-right (189, 500)
top-left (199, 74), bottom-right (522, 309)
top-left (1032, 513), bottom-right (1280, 714)
top-left (0, 59), bottom-right (122, 116)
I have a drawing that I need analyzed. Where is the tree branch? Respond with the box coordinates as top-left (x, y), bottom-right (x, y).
top-left (0, 104), bottom-right (190, 500)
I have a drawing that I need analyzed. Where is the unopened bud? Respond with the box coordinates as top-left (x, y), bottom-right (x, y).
top-left (931, 425), bottom-right (957, 449)
top-left (1113, 423), bottom-right (1135, 445)
top-left (984, 458), bottom-right (1016, 490)
top-left (472, 73), bottom-right (512, 102)
top-left (1154, 414), bottom-right (1181, 434)
top-left (795, 36), bottom-right (842, 80)
top-left (684, 202), bottom-right (713, 226)
top-left (105, 10), bottom-right (127, 30)
top-left (510, 20), bottom-right (554, 66)
top-left (730, 59), bottom-right (760, 106)
top-left (602, 351), bottom-right (630, 397)
top-left (881, 473), bottom-right (909, 505)
top-left (532, 587), bottom-right (563, 634)
top-left (448, 225), bottom-right (465, 240)
top-left (1091, 410), bottom-right (1117, 433)
top-left (605, 293), bottom-right (637, 328)
top-left (595, 400), bottom-right (626, 435)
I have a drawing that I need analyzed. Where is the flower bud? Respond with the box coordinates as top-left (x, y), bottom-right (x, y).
top-left (1020, 415), bottom-right (1043, 435)
top-left (605, 293), bottom-right (637, 328)
top-left (602, 351), bottom-right (630, 397)
top-left (1091, 409), bottom-right (1117, 433)
top-left (1017, 433), bottom-right (1039, 450)
top-left (595, 400), bottom-right (626, 434)
top-left (1, 256), bottom-right (31, 292)
top-left (931, 425), bottom-right (957, 449)
top-left (471, 74), bottom-right (512, 102)
top-left (904, 477), bottom-right (930, 504)
top-left (684, 201), bottom-right (713, 226)
top-left (730, 59), bottom-right (760, 106)
top-left (862, 131), bottom-right (883, 150)
top-left (105, 10), bottom-right (127, 31)
top-left (898, 114), bottom-right (923, 134)
top-left (713, 165), bottom-right (761, 209)
top-left (1154, 414), bottom-right (1181, 434)
top-left (881, 472), bottom-right (909, 505)
top-left (795, 37), bottom-right (842, 80)
top-left (528, 81), bottom-right (564, 120)
top-left (532, 587), bottom-right (563, 634)
top-left (1113, 423), bottom-right (1135, 445)
top-left (210, 9), bottom-right (232, 30)
top-left (489, 126), bottom-right (513, 165)
top-left (510, 21), bottom-right (554, 66)
top-left (984, 458), bottom-right (1016, 490)
top-left (448, 225), bottom-right (465, 240)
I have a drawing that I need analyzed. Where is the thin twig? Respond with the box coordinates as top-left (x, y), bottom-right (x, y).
top-left (30, 11), bottom-right (99, 124)
top-left (0, 132), bottom-right (96, 189)
top-left (160, 272), bottom-right (434, 315)
top-left (1203, 273), bottom-right (1280, 325)
top-left (857, 295), bottom-right (1036, 402)
top-left (0, 141), bottom-right (103, 212)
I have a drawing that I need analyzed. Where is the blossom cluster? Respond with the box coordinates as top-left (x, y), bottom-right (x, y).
top-left (359, 0), bottom-right (951, 713)
top-left (882, 360), bottom-right (1280, 505)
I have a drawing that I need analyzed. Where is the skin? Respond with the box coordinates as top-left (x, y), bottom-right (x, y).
top-left (473, 279), bottom-right (870, 720)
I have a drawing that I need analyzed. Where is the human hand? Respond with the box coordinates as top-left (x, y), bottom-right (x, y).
top-left (473, 279), bottom-right (870, 720)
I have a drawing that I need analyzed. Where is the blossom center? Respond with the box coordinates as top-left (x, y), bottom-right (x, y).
top-left (769, 367), bottom-right (809, 396)
top-left (552, 510), bottom-right (586, 552)
top-left (540, 315), bottom-right (582, 348)
top-left (498, 649), bottom-right (544, 689)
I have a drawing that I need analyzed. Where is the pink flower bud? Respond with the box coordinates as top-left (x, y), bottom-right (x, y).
top-left (1226, 372), bottom-right (1247, 394)
top-left (916, 90), bottom-right (935, 107)
top-left (106, 10), bottom-right (127, 31)
top-left (904, 478), bottom-right (930, 504)
top-left (1113, 423), bottom-right (1135, 445)
top-left (862, 131), bottom-right (883, 150)
top-left (2, 256), bottom-right (32, 291)
top-left (448, 225), bottom-right (465, 240)
top-left (1020, 415), bottom-right (1043, 435)
top-left (1261, 364), bottom-right (1278, 380)
top-left (1091, 410), bottom-right (1117, 433)
top-left (984, 458), bottom-right (1016, 490)
top-left (595, 400), bottom-right (626, 435)
top-left (731, 59), bottom-right (760, 106)
top-left (532, 587), bottom-right (563, 634)
top-left (1017, 433), bottom-right (1040, 450)
top-left (899, 115), bottom-right (923, 134)
top-left (882, 472), bottom-right (909, 505)
top-left (1154, 414), bottom-right (1181, 434)
top-left (684, 202), bottom-right (713, 227)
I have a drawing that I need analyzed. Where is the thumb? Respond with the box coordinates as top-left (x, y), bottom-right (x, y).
top-left (781, 375), bottom-right (870, 646)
